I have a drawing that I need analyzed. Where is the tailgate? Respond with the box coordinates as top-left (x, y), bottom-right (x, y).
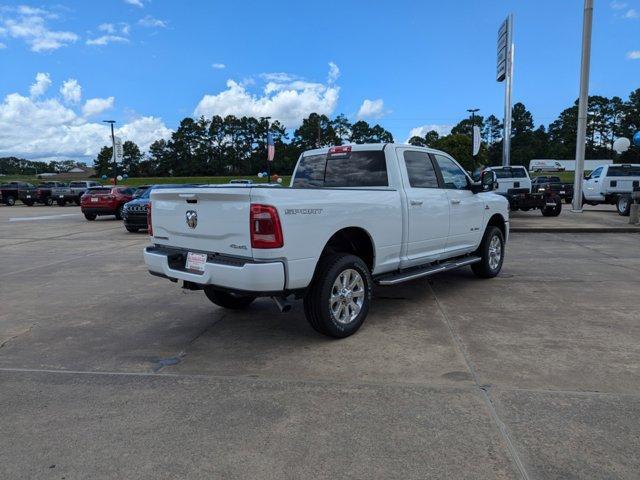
top-left (150, 187), bottom-right (252, 256)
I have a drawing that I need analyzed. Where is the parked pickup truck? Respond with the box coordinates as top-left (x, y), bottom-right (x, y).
top-left (582, 164), bottom-right (640, 216)
top-left (144, 144), bottom-right (509, 338)
top-left (0, 182), bottom-right (37, 206)
top-left (51, 180), bottom-right (102, 206)
top-left (486, 166), bottom-right (562, 216)
top-left (531, 176), bottom-right (574, 204)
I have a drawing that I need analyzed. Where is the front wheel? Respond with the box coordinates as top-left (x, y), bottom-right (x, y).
top-left (4, 195), bottom-right (16, 206)
top-left (617, 196), bottom-right (631, 216)
top-left (115, 204), bottom-right (124, 220)
top-left (84, 213), bottom-right (97, 221)
top-left (45, 197), bottom-right (54, 206)
top-left (303, 253), bottom-right (372, 338)
top-left (203, 287), bottom-right (255, 309)
top-left (472, 226), bottom-right (505, 279)
top-left (57, 199), bottom-right (66, 207)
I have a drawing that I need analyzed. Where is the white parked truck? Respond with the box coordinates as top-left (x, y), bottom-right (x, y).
top-left (144, 144), bottom-right (509, 337)
top-left (582, 164), bottom-right (640, 216)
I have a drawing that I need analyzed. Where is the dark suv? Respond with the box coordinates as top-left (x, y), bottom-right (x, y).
top-left (122, 184), bottom-right (195, 232)
top-left (80, 186), bottom-right (135, 220)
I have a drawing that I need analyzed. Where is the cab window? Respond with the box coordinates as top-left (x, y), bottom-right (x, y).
top-left (434, 155), bottom-right (469, 190)
top-left (589, 167), bottom-right (603, 179)
top-left (403, 151), bottom-right (438, 188)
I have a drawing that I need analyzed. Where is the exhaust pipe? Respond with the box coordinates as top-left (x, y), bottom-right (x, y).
top-left (272, 296), bottom-right (291, 313)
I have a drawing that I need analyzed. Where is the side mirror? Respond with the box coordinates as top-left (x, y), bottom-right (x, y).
top-left (480, 170), bottom-right (497, 191)
top-left (583, 173), bottom-right (589, 180)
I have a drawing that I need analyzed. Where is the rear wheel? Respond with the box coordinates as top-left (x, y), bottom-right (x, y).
top-left (303, 253), bottom-right (372, 338)
top-left (125, 225), bottom-right (139, 232)
top-left (203, 287), bottom-right (255, 309)
top-left (4, 196), bottom-right (16, 206)
top-left (617, 195), bottom-right (631, 216)
top-left (84, 213), bottom-right (97, 221)
top-left (115, 204), bottom-right (124, 220)
top-left (472, 226), bottom-right (505, 279)
top-left (541, 198), bottom-right (562, 217)
top-left (45, 197), bottom-right (54, 206)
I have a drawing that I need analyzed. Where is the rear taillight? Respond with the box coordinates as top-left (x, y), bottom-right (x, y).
top-left (250, 204), bottom-right (283, 249)
top-left (147, 202), bottom-right (153, 236)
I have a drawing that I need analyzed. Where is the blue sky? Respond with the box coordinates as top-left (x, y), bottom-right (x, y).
top-left (0, 0), bottom-right (639, 161)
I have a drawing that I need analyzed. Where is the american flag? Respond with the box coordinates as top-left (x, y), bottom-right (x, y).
top-left (267, 132), bottom-right (275, 162)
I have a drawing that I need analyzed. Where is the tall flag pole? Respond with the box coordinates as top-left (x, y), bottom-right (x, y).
top-left (266, 127), bottom-right (275, 183)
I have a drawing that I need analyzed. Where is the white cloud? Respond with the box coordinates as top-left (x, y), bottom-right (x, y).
top-left (138, 15), bottom-right (167, 28)
top-left (82, 97), bottom-right (115, 117)
top-left (356, 98), bottom-right (386, 119)
top-left (124, 0), bottom-right (146, 7)
top-left (611, 1), bottom-right (627, 9)
top-left (86, 35), bottom-right (129, 46)
top-left (212, 63), bottom-right (226, 69)
top-left (328, 62), bottom-right (340, 83)
top-left (624, 8), bottom-right (639, 18)
top-left (98, 23), bottom-right (115, 33)
top-left (627, 50), bottom-right (640, 59)
top-left (0, 42), bottom-right (6, 49)
top-left (60, 79), bottom-right (82, 103)
top-left (407, 124), bottom-right (453, 142)
top-left (29, 72), bottom-right (51, 98)
top-left (0, 78), bottom-right (171, 161)
top-left (194, 64), bottom-right (340, 128)
top-left (1, 7), bottom-right (78, 52)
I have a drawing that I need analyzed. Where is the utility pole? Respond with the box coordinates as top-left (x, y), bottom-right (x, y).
top-left (102, 120), bottom-right (117, 185)
top-left (467, 108), bottom-right (480, 168)
top-left (265, 116), bottom-right (271, 183)
top-left (571, 0), bottom-right (594, 213)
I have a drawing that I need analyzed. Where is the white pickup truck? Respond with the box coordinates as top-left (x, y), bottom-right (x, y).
top-left (582, 163), bottom-right (640, 215)
top-left (144, 144), bottom-right (509, 337)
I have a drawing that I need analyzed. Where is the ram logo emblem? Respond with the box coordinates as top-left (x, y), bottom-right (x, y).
top-left (185, 210), bottom-right (198, 229)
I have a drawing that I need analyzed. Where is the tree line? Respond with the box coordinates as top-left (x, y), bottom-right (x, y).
top-left (2, 88), bottom-right (638, 178)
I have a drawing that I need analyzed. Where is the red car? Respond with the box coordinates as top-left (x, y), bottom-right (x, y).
top-left (80, 186), bottom-right (135, 221)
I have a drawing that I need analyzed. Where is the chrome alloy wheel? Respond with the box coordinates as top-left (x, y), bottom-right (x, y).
top-left (488, 234), bottom-right (502, 270)
top-left (329, 268), bottom-right (365, 324)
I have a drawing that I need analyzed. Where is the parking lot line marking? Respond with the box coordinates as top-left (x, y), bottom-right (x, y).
top-left (429, 285), bottom-right (531, 480)
top-left (8, 213), bottom-right (81, 222)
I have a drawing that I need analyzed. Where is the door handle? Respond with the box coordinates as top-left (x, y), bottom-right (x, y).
top-left (410, 200), bottom-right (423, 206)
top-left (450, 199), bottom-right (461, 205)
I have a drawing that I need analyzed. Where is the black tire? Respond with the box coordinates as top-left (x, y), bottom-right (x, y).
top-left (471, 226), bottom-right (505, 279)
top-left (541, 198), bottom-right (562, 217)
top-left (125, 225), bottom-right (139, 232)
top-left (303, 253), bottom-right (372, 338)
top-left (5, 195), bottom-right (16, 206)
top-left (84, 213), bottom-right (97, 221)
top-left (115, 204), bottom-right (124, 220)
top-left (74, 199), bottom-right (81, 206)
top-left (565, 197), bottom-right (572, 204)
top-left (45, 197), bottom-right (54, 206)
top-left (520, 207), bottom-right (530, 212)
top-left (617, 196), bottom-right (631, 216)
top-left (57, 199), bottom-right (66, 207)
top-left (203, 287), bottom-right (255, 309)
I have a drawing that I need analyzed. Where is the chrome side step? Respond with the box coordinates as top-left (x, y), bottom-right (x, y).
top-left (375, 256), bottom-right (482, 286)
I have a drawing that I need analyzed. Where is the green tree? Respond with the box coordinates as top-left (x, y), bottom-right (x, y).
top-left (93, 146), bottom-right (113, 177)
top-left (121, 140), bottom-right (143, 176)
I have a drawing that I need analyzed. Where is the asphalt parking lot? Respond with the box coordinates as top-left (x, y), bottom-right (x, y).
top-left (1, 206), bottom-right (639, 479)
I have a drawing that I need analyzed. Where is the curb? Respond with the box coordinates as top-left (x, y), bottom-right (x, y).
top-left (511, 227), bottom-right (640, 233)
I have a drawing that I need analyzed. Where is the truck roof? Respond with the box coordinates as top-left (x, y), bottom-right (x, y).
top-left (301, 143), bottom-right (451, 158)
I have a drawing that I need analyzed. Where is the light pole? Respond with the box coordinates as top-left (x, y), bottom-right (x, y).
top-left (102, 120), bottom-right (117, 185)
top-left (571, 0), bottom-right (594, 213)
top-left (261, 116), bottom-right (272, 183)
top-left (467, 108), bottom-right (480, 168)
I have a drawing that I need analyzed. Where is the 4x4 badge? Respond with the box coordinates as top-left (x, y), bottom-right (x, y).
top-left (185, 210), bottom-right (198, 229)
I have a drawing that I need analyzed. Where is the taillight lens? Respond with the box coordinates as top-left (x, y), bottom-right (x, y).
top-left (147, 202), bottom-right (153, 236)
top-left (250, 204), bottom-right (283, 249)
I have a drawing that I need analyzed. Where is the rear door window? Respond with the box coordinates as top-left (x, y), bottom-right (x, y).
top-left (403, 151), bottom-right (438, 188)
